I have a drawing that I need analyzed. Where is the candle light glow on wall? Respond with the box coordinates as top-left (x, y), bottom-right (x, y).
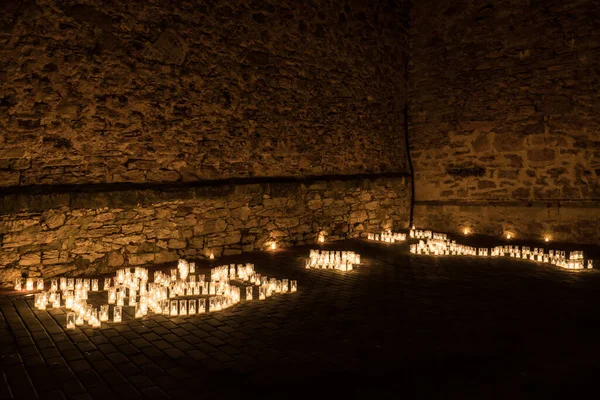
top-left (22, 258), bottom-right (296, 330)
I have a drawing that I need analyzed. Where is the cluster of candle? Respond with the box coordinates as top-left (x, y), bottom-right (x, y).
top-left (17, 258), bottom-right (297, 330)
top-left (367, 231), bottom-right (406, 243)
top-left (409, 229), bottom-right (450, 241)
top-left (410, 236), bottom-right (593, 270)
top-left (306, 250), bottom-right (360, 271)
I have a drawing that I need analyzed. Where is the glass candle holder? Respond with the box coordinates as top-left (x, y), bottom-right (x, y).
top-left (116, 291), bottom-right (125, 306)
top-left (52, 293), bottom-right (61, 308)
top-left (198, 298), bottom-right (206, 314)
top-left (66, 312), bottom-right (76, 330)
top-left (104, 278), bottom-right (111, 291)
top-left (134, 304), bottom-right (144, 319)
top-left (83, 279), bottom-right (90, 291)
top-left (170, 300), bottom-right (178, 316)
top-left (259, 287), bottom-right (266, 300)
top-left (108, 287), bottom-right (116, 304)
top-left (188, 299), bottom-right (196, 315)
top-left (100, 305), bottom-right (109, 322)
top-left (91, 279), bottom-right (99, 292)
top-left (67, 278), bottom-right (75, 290)
top-left (37, 294), bottom-right (47, 310)
top-left (50, 279), bottom-right (58, 292)
top-left (14, 279), bottom-right (21, 291)
top-left (35, 278), bottom-right (43, 291)
top-left (128, 294), bottom-right (136, 307)
top-left (113, 306), bottom-right (122, 323)
top-left (89, 309), bottom-right (99, 328)
top-left (65, 292), bottom-right (74, 309)
top-left (75, 312), bottom-right (85, 326)
top-left (282, 279), bottom-right (289, 292)
top-left (26, 278), bottom-right (34, 291)
top-left (179, 300), bottom-right (187, 315)
top-left (246, 286), bottom-right (253, 300)
top-left (60, 277), bottom-right (67, 291)
top-left (290, 280), bottom-right (297, 293)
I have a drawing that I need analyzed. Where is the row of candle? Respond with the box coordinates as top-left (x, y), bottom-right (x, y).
top-left (14, 277), bottom-right (104, 293)
top-left (409, 229), bottom-right (450, 241)
top-left (306, 250), bottom-right (361, 271)
top-left (410, 237), bottom-right (594, 270)
top-left (367, 231), bottom-right (407, 243)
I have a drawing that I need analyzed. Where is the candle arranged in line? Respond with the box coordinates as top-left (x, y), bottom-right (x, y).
top-left (305, 250), bottom-right (360, 271)
top-left (368, 230), bottom-right (406, 243)
top-left (409, 234), bottom-right (592, 270)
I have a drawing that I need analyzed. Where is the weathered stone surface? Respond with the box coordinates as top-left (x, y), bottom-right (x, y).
top-left (107, 251), bottom-right (124, 267)
top-left (410, 0), bottom-right (600, 204)
top-left (415, 202), bottom-right (600, 245)
top-left (0, 0), bottom-right (409, 188)
top-left (0, 176), bottom-right (411, 285)
top-left (45, 211), bottom-right (66, 229)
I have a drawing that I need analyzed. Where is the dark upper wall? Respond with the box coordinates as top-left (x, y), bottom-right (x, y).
top-left (0, 0), bottom-right (409, 187)
top-left (409, 0), bottom-right (600, 202)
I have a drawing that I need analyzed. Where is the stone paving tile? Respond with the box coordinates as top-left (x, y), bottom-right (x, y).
top-left (2, 240), bottom-right (600, 398)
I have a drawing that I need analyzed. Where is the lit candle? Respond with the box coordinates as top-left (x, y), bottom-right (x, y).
top-left (14, 279), bottom-right (21, 291)
top-left (100, 305), bottom-right (109, 322)
top-left (113, 306), bottom-right (122, 323)
top-left (170, 300), bottom-right (178, 316)
top-left (66, 312), bottom-right (76, 330)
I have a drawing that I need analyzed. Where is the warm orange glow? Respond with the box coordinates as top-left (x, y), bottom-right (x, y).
top-left (463, 228), bottom-right (470, 235)
top-left (318, 235), bottom-right (325, 243)
top-left (209, 252), bottom-right (214, 260)
top-left (544, 237), bottom-right (550, 243)
top-left (270, 242), bottom-right (277, 250)
top-left (506, 233), bottom-right (512, 239)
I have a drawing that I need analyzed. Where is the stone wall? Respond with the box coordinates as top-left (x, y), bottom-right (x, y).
top-left (0, 0), bottom-right (409, 186)
top-left (0, 176), bottom-right (411, 285)
top-left (414, 201), bottom-right (600, 245)
top-left (409, 0), bottom-right (600, 242)
top-left (409, 0), bottom-right (600, 202)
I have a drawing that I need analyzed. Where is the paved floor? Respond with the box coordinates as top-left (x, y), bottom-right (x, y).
top-left (1, 239), bottom-right (600, 399)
